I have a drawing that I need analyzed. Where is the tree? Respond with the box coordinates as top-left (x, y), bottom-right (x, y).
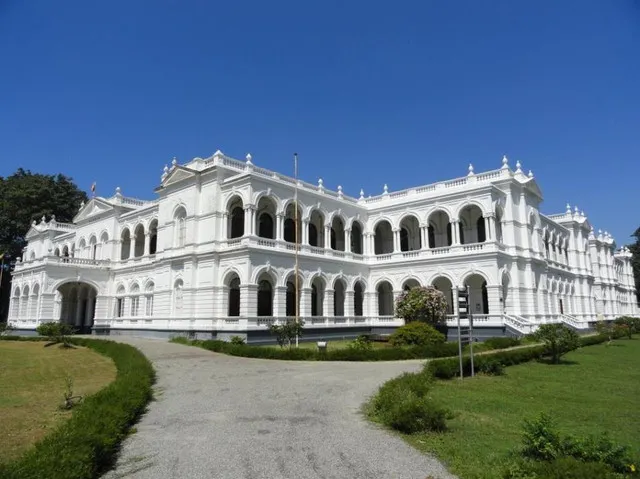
top-left (532, 324), bottom-right (580, 364)
top-left (629, 226), bottom-right (640, 304)
top-left (269, 320), bottom-right (305, 349)
top-left (395, 286), bottom-right (448, 326)
top-left (0, 169), bottom-right (88, 321)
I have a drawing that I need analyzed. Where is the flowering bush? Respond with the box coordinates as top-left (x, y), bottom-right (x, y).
top-left (389, 322), bottom-right (445, 347)
top-left (395, 286), bottom-right (448, 326)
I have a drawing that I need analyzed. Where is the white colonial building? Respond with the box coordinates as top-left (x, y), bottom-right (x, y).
top-left (7, 151), bottom-right (638, 341)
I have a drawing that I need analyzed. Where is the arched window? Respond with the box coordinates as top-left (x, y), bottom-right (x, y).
top-left (227, 276), bottom-right (241, 317)
top-left (100, 232), bottom-right (109, 260)
top-left (21, 285), bottom-right (30, 319)
top-left (399, 215), bottom-right (421, 251)
top-left (115, 285), bottom-right (126, 318)
top-left (351, 221), bottom-right (363, 254)
top-left (427, 210), bottom-right (452, 248)
top-left (331, 217), bottom-right (345, 251)
top-left (120, 229), bottom-right (131, 260)
top-left (227, 196), bottom-right (245, 239)
top-left (458, 205), bottom-right (484, 244)
top-left (256, 196), bottom-right (277, 239)
top-left (54, 247), bottom-right (60, 257)
top-left (145, 282), bottom-right (155, 316)
top-left (311, 277), bottom-right (325, 316)
top-left (134, 224), bottom-right (145, 257)
top-left (130, 283), bottom-right (140, 317)
top-left (374, 220), bottom-right (393, 254)
top-left (257, 277), bottom-right (274, 316)
top-left (31, 284), bottom-right (40, 319)
top-left (89, 235), bottom-right (98, 260)
top-left (149, 220), bottom-right (158, 254)
top-left (354, 281), bottom-right (364, 316)
top-left (62, 245), bottom-right (70, 262)
top-left (377, 281), bottom-right (394, 316)
top-left (174, 207), bottom-right (187, 248)
top-left (285, 276), bottom-right (301, 317)
top-left (12, 287), bottom-right (21, 319)
top-left (308, 210), bottom-right (324, 247)
top-left (334, 279), bottom-right (346, 316)
top-left (476, 216), bottom-right (486, 243)
top-left (283, 203), bottom-right (302, 244)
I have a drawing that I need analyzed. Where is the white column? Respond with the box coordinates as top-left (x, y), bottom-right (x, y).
top-left (324, 225), bottom-right (331, 249)
top-left (420, 227), bottom-right (427, 249)
top-left (144, 233), bottom-right (150, 256)
top-left (240, 284), bottom-right (257, 317)
top-left (344, 229), bottom-right (351, 253)
top-left (393, 229), bottom-right (400, 252)
top-left (324, 289), bottom-right (334, 317)
top-left (276, 214), bottom-right (283, 241)
top-left (129, 235), bottom-right (135, 258)
top-left (345, 291), bottom-right (354, 317)
top-left (273, 286), bottom-right (286, 317)
top-left (222, 213), bottom-right (229, 239)
top-left (452, 220), bottom-right (460, 245)
top-left (300, 287), bottom-right (312, 317)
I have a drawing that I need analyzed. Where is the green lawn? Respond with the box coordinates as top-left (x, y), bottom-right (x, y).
top-left (0, 341), bottom-right (116, 463)
top-left (407, 338), bottom-right (640, 479)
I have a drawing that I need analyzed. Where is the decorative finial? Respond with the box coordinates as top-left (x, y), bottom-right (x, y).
top-left (32, 220), bottom-right (36, 227)
top-left (580, 210), bottom-right (585, 217)
top-left (566, 203), bottom-right (571, 214)
top-left (214, 149), bottom-right (223, 156)
top-left (171, 157), bottom-right (177, 167)
top-left (41, 215), bottom-right (46, 224)
top-left (383, 184), bottom-right (388, 195)
top-left (115, 186), bottom-right (122, 196)
top-left (528, 169), bottom-right (534, 178)
top-left (574, 206), bottom-right (579, 214)
top-left (359, 188), bottom-right (364, 200)
top-left (468, 163), bottom-right (475, 176)
top-left (245, 153), bottom-right (253, 165)
top-left (318, 178), bottom-right (324, 189)
top-left (337, 185), bottom-right (343, 198)
top-left (80, 200), bottom-right (85, 210)
top-left (501, 155), bottom-right (509, 168)
top-left (51, 214), bottom-right (56, 222)
top-left (515, 160), bottom-right (522, 173)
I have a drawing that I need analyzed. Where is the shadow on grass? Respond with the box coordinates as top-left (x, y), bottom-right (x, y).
top-left (537, 358), bottom-right (580, 366)
top-left (43, 342), bottom-right (77, 349)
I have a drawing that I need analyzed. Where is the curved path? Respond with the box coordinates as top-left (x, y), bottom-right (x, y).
top-left (103, 338), bottom-right (456, 479)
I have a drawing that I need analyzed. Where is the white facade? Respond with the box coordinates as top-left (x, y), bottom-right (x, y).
top-left (8, 151), bottom-right (638, 339)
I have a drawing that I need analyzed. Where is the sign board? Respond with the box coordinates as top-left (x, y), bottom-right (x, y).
top-left (456, 286), bottom-right (475, 378)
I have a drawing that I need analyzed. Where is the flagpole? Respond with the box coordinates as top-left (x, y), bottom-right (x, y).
top-left (294, 153), bottom-right (300, 348)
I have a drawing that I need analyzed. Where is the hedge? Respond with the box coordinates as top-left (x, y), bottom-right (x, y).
top-left (426, 333), bottom-right (610, 379)
top-left (170, 336), bottom-right (471, 361)
top-left (0, 337), bottom-right (155, 479)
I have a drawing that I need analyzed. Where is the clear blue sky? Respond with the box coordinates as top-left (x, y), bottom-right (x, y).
top-left (1, 1), bottom-right (638, 244)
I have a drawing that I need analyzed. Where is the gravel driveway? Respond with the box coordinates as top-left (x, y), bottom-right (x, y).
top-left (103, 338), bottom-right (456, 479)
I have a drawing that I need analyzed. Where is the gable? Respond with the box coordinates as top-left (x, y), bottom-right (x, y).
top-left (161, 167), bottom-right (197, 188)
top-left (73, 198), bottom-right (115, 224)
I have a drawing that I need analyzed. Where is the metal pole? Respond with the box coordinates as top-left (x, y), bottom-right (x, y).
top-left (457, 287), bottom-right (463, 380)
top-left (294, 153), bottom-right (300, 348)
top-left (468, 285), bottom-right (475, 377)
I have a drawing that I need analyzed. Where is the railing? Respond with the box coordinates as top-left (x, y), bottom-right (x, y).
top-left (244, 316), bottom-right (400, 328)
top-left (560, 314), bottom-right (587, 329)
top-left (462, 243), bottom-right (484, 252)
top-left (47, 256), bottom-right (111, 267)
top-left (503, 314), bottom-right (535, 334)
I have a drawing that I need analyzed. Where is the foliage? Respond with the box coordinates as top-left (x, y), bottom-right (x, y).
top-left (61, 375), bottom-right (83, 410)
top-left (0, 337), bottom-right (155, 479)
top-left (504, 457), bottom-right (619, 479)
top-left (0, 321), bottom-right (14, 336)
top-left (519, 412), bottom-right (636, 474)
top-left (229, 335), bottom-right (246, 345)
top-left (367, 371), bottom-right (452, 434)
top-left (629, 226), bottom-right (640, 304)
top-left (614, 316), bottom-right (640, 339)
top-left (268, 320), bottom-right (305, 349)
top-left (347, 335), bottom-right (373, 352)
top-left (394, 286), bottom-right (448, 326)
top-left (484, 336), bottom-right (522, 350)
top-left (36, 322), bottom-right (76, 348)
top-left (389, 322), bottom-right (445, 347)
top-left (532, 324), bottom-right (580, 364)
top-left (0, 169), bottom-right (88, 321)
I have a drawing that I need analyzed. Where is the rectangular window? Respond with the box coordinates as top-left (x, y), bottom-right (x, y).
top-left (131, 296), bottom-right (139, 317)
top-left (116, 298), bottom-right (124, 318)
top-left (145, 295), bottom-right (154, 316)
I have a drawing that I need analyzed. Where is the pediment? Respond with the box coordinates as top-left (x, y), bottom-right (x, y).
top-left (25, 225), bottom-right (41, 239)
top-left (161, 167), bottom-right (197, 188)
top-left (73, 198), bottom-right (115, 223)
top-left (522, 177), bottom-right (543, 200)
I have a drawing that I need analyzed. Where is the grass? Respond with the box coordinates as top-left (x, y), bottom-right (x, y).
top-left (0, 341), bottom-right (117, 463)
top-left (405, 338), bottom-right (640, 478)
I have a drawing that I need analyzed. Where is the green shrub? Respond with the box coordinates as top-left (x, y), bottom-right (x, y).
top-left (476, 356), bottom-right (505, 376)
top-left (0, 321), bottom-right (14, 336)
top-left (0, 337), bottom-right (155, 479)
top-left (504, 457), bottom-right (617, 479)
top-left (389, 322), bottom-right (445, 347)
top-left (484, 336), bottom-right (521, 350)
top-left (368, 371), bottom-right (451, 434)
top-left (613, 317), bottom-right (638, 339)
top-left (36, 322), bottom-right (76, 347)
top-left (348, 335), bottom-right (373, 352)
top-left (394, 286), bottom-right (448, 326)
top-left (533, 324), bottom-right (580, 364)
top-left (229, 336), bottom-right (246, 345)
top-left (519, 413), bottom-right (636, 474)
top-left (269, 320), bottom-right (304, 348)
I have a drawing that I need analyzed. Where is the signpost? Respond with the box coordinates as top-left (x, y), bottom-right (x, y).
top-left (457, 286), bottom-right (475, 379)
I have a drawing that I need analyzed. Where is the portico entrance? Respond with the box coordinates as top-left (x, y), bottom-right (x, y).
top-left (57, 282), bottom-right (98, 334)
